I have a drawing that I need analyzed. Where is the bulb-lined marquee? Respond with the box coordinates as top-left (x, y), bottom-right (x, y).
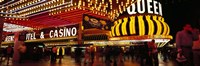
top-left (111, 0), bottom-right (171, 40)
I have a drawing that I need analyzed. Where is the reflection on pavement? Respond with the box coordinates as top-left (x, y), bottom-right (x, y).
top-left (0, 55), bottom-right (178, 66)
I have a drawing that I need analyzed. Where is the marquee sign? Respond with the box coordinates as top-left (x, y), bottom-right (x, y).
top-left (127, 0), bottom-right (162, 16)
top-left (26, 24), bottom-right (79, 40)
top-left (4, 35), bottom-right (14, 42)
top-left (2, 24), bottom-right (79, 42)
top-left (111, 0), bottom-right (171, 38)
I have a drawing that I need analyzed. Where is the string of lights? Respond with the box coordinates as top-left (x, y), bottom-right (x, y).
top-left (0, 0), bottom-right (137, 20)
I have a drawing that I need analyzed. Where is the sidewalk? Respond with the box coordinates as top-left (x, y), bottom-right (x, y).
top-left (0, 56), bottom-right (178, 66)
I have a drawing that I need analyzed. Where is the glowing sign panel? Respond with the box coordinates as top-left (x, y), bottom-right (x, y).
top-left (127, 0), bottom-right (162, 16)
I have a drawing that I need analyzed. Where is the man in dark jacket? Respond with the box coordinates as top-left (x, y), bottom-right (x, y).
top-left (176, 24), bottom-right (199, 66)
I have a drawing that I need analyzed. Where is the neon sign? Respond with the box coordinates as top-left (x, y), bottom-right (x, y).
top-left (127, 0), bottom-right (162, 16)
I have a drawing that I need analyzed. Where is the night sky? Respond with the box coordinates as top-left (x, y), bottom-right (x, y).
top-left (161, 0), bottom-right (200, 43)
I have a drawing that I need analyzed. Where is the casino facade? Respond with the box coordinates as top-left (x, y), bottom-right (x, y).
top-left (0, 0), bottom-right (172, 60)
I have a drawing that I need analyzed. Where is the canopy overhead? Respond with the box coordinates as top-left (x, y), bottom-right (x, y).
top-left (0, 0), bottom-right (136, 31)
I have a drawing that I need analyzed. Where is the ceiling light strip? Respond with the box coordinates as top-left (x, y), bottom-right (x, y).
top-left (3, 0), bottom-right (27, 7)
top-left (19, 0), bottom-right (72, 17)
top-left (0, 0), bottom-right (15, 7)
top-left (26, 2), bottom-right (72, 17)
top-left (10, 0), bottom-right (47, 12)
top-left (0, 0), bottom-right (23, 13)
top-left (4, 0), bottom-right (72, 18)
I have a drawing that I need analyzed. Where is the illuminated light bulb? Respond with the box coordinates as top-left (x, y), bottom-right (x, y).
top-left (65, 5), bottom-right (68, 8)
top-left (83, 2), bottom-right (85, 6)
top-left (95, 0), bottom-right (98, 3)
top-left (121, 2), bottom-right (123, 6)
top-left (123, 6), bottom-right (126, 11)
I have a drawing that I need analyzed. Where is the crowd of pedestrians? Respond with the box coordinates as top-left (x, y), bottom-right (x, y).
top-left (72, 39), bottom-right (177, 66)
top-left (0, 45), bottom-right (13, 64)
top-left (2, 24), bottom-right (197, 66)
top-left (0, 41), bottom-right (175, 66)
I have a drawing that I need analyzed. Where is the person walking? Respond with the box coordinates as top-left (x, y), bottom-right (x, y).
top-left (192, 29), bottom-right (200, 66)
top-left (161, 45), bottom-right (169, 62)
top-left (176, 24), bottom-right (199, 66)
top-left (140, 42), bottom-right (151, 66)
top-left (148, 39), bottom-right (159, 66)
top-left (51, 46), bottom-right (57, 63)
top-left (129, 46), bottom-right (135, 62)
top-left (57, 47), bottom-right (65, 63)
top-left (84, 47), bottom-right (90, 64)
top-left (104, 45), bottom-right (112, 66)
top-left (6, 45), bottom-right (13, 64)
top-left (18, 43), bottom-right (27, 63)
top-left (74, 45), bottom-right (82, 65)
top-left (44, 47), bottom-right (51, 61)
top-left (90, 46), bottom-right (95, 64)
top-left (0, 48), bottom-right (4, 62)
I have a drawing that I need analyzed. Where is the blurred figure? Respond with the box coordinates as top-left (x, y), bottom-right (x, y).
top-left (33, 47), bottom-right (40, 61)
top-left (44, 47), bottom-right (51, 61)
top-left (95, 47), bottom-right (101, 63)
top-left (176, 24), bottom-right (199, 66)
top-left (104, 45), bottom-right (112, 66)
top-left (118, 47), bottom-right (124, 63)
top-left (104, 45), bottom-right (112, 63)
top-left (57, 47), bottom-right (65, 63)
top-left (74, 45), bottom-right (82, 64)
top-left (134, 45), bottom-right (140, 61)
top-left (192, 28), bottom-right (200, 66)
top-left (148, 39), bottom-right (159, 66)
top-left (99, 47), bottom-right (104, 62)
top-left (161, 45), bottom-right (169, 62)
top-left (51, 46), bottom-right (57, 63)
top-left (18, 43), bottom-right (27, 63)
top-left (176, 49), bottom-right (187, 66)
top-left (112, 46), bottom-right (120, 66)
top-left (140, 42), bottom-right (151, 66)
top-left (6, 45), bottom-right (13, 64)
top-left (0, 48), bottom-right (6, 62)
top-left (129, 46), bottom-right (135, 62)
top-left (0, 48), bottom-right (4, 62)
top-left (90, 46), bottom-right (95, 64)
top-left (84, 47), bottom-right (90, 64)
top-left (124, 47), bottom-right (130, 61)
